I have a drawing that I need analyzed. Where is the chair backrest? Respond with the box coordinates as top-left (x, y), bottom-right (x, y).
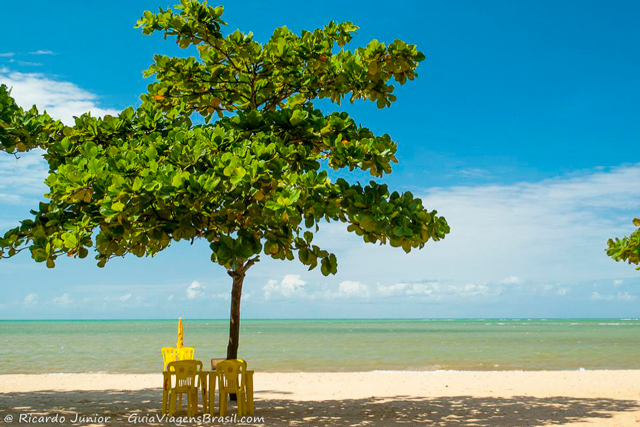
top-left (161, 347), bottom-right (178, 371)
top-left (162, 347), bottom-right (195, 371)
top-left (167, 360), bottom-right (202, 392)
top-left (216, 359), bottom-right (247, 393)
top-left (176, 347), bottom-right (195, 361)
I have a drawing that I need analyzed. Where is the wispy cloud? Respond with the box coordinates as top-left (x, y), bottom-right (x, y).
top-left (29, 50), bottom-right (55, 55)
top-left (0, 53), bottom-right (14, 58)
top-left (23, 293), bottom-right (38, 306)
top-left (457, 167), bottom-right (492, 179)
top-left (591, 291), bottom-right (637, 302)
top-left (376, 280), bottom-right (501, 300)
top-left (52, 293), bottom-right (73, 307)
top-left (17, 61), bottom-right (43, 67)
top-left (417, 165), bottom-right (640, 282)
top-left (500, 276), bottom-right (523, 285)
top-left (316, 164), bottom-right (640, 288)
top-left (256, 275), bottom-right (585, 303)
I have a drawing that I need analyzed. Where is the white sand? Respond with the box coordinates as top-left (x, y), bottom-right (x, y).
top-left (1, 371), bottom-right (639, 425)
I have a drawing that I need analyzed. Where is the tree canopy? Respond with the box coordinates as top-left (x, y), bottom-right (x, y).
top-left (607, 219), bottom-right (640, 269)
top-left (0, 0), bottom-right (450, 357)
top-left (0, 0), bottom-right (449, 274)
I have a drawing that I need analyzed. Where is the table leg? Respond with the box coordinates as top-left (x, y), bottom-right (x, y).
top-left (209, 372), bottom-right (216, 415)
top-left (201, 372), bottom-right (207, 415)
top-left (162, 373), bottom-right (169, 414)
top-left (246, 371), bottom-right (254, 415)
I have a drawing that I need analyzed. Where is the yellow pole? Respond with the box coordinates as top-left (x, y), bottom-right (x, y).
top-left (177, 317), bottom-right (184, 349)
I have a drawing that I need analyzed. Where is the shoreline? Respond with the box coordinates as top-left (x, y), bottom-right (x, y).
top-left (1, 370), bottom-right (639, 425)
top-left (3, 367), bottom-right (640, 374)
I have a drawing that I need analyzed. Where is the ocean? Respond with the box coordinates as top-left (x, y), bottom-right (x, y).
top-left (0, 319), bottom-right (638, 373)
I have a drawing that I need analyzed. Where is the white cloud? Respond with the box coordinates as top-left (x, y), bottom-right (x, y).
top-left (377, 282), bottom-right (410, 297)
top-left (167, 294), bottom-right (175, 302)
top-left (376, 280), bottom-right (501, 300)
top-left (0, 69), bottom-right (119, 125)
top-left (407, 281), bottom-right (500, 299)
top-left (617, 292), bottom-right (638, 302)
top-left (326, 280), bottom-right (370, 299)
top-left (418, 166), bottom-right (640, 282)
top-left (29, 50), bottom-right (55, 55)
top-left (613, 280), bottom-right (624, 287)
top-left (186, 281), bottom-right (205, 300)
top-left (23, 293), bottom-right (37, 306)
top-left (263, 274), bottom-right (308, 300)
top-left (52, 293), bottom-right (73, 307)
top-left (119, 293), bottom-right (132, 302)
top-left (419, 165), bottom-right (640, 282)
top-left (372, 279), bottom-right (576, 301)
top-left (591, 291), bottom-right (637, 302)
top-left (404, 282), bottom-right (439, 296)
top-left (500, 276), bottom-right (523, 285)
top-left (326, 165), bottom-right (640, 287)
top-left (0, 53), bottom-right (14, 58)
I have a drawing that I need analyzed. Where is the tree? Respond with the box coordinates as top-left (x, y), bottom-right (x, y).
top-left (0, 0), bottom-right (450, 359)
top-left (607, 219), bottom-right (640, 269)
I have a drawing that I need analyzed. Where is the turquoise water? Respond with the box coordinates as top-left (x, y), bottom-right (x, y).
top-left (0, 319), bottom-right (638, 373)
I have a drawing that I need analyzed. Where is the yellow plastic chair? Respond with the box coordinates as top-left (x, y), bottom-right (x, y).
top-left (166, 360), bottom-right (203, 417)
top-left (216, 359), bottom-right (249, 417)
top-left (162, 346), bottom-right (195, 370)
top-left (234, 359), bottom-right (255, 415)
top-left (176, 347), bottom-right (195, 361)
top-left (162, 347), bottom-right (196, 413)
top-left (162, 347), bottom-right (178, 370)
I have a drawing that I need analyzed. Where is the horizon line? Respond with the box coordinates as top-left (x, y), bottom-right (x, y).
top-left (0, 317), bottom-right (637, 321)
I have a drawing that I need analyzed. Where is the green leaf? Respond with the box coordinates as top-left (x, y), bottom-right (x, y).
top-left (172, 174), bottom-right (184, 187)
top-left (289, 110), bottom-right (308, 126)
top-left (277, 38), bottom-right (285, 55)
top-left (132, 177), bottom-right (143, 191)
top-left (78, 247), bottom-right (89, 259)
top-left (146, 146), bottom-right (158, 159)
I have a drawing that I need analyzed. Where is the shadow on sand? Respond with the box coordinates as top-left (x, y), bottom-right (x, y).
top-left (0, 388), bottom-right (638, 426)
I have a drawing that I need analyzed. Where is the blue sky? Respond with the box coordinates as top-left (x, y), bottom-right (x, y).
top-left (1, 0), bottom-right (639, 319)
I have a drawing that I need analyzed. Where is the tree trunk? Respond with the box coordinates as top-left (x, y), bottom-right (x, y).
top-left (226, 269), bottom-right (246, 360)
top-left (225, 265), bottom-right (250, 402)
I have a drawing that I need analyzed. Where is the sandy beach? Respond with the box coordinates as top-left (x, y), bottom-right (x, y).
top-left (1, 370), bottom-right (639, 426)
